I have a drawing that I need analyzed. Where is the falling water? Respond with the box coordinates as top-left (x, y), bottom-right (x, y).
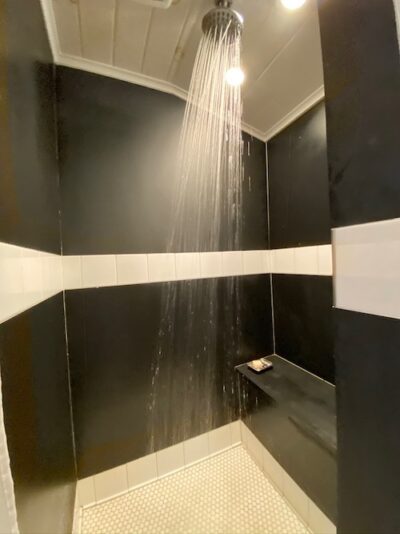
top-left (149, 20), bottom-right (244, 451)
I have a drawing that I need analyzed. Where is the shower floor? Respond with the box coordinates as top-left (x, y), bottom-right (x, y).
top-left (80, 446), bottom-right (309, 534)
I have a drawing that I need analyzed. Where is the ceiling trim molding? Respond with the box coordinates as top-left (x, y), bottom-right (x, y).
top-left (241, 122), bottom-right (265, 141)
top-left (41, 0), bottom-right (323, 144)
top-left (56, 53), bottom-right (266, 141)
top-left (57, 53), bottom-right (189, 101)
top-left (263, 85), bottom-right (325, 142)
top-left (40, 0), bottom-right (61, 63)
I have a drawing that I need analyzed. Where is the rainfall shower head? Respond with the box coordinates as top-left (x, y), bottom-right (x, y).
top-left (202, 0), bottom-right (243, 38)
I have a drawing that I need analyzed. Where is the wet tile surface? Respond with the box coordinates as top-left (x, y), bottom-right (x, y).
top-left (81, 446), bottom-right (308, 534)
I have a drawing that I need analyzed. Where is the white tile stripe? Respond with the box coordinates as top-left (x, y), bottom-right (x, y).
top-left (0, 242), bottom-right (63, 325)
top-left (334, 217), bottom-right (400, 320)
top-left (65, 246), bottom-right (332, 290)
top-left (0, 242), bottom-right (332, 325)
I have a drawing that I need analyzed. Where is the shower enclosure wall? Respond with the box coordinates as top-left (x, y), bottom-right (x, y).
top-left (57, 66), bottom-right (272, 477)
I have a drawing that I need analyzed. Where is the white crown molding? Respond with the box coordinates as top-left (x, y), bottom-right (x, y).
top-left (39, 0), bottom-right (61, 63)
top-left (41, 0), bottom-right (324, 144)
top-left (241, 122), bottom-right (265, 141)
top-left (56, 53), bottom-right (267, 141)
top-left (263, 85), bottom-right (325, 142)
top-left (57, 53), bottom-right (189, 101)
top-left (394, 0), bottom-right (400, 49)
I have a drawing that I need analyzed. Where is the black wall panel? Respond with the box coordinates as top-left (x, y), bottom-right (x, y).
top-left (57, 67), bottom-right (268, 254)
top-left (0, 295), bottom-right (75, 534)
top-left (273, 275), bottom-right (334, 383)
top-left (241, 136), bottom-right (268, 250)
top-left (318, 0), bottom-right (400, 531)
top-left (335, 309), bottom-right (400, 534)
top-left (268, 102), bottom-right (331, 248)
top-left (66, 275), bottom-right (273, 478)
top-left (319, 0), bottom-right (400, 227)
top-left (0, 0), bottom-right (60, 253)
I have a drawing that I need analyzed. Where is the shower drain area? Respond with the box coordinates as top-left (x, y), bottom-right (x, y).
top-left (80, 446), bottom-right (309, 534)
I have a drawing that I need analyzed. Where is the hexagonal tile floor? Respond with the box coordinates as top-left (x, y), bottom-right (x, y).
top-left (80, 446), bottom-right (309, 533)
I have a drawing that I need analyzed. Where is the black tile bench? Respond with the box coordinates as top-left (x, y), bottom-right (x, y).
top-left (236, 354), bottom-right (337, 524)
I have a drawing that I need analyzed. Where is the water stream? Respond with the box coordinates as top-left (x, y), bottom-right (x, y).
top-left (149, 21), bottom-right (244, 452)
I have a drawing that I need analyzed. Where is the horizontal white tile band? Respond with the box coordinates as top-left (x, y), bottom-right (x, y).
top-left (334, 217), bottom-right (400, 320)
top-left (0, 242), bottom-right (63, 325)
top-left (65, 246), bottom-right (332, 290)
top-left (76, 421), bottom-right (241, 508)
top-left (0, 242), bottom-right (332, 325)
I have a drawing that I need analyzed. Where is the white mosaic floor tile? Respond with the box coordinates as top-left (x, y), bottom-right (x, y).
top-left (81, 446), bottom-right (309, 534)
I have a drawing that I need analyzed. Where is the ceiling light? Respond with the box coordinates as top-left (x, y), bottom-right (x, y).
top-left (280, 0), bottom-right (306, 10)
top-left (225, 67), bottom-right (245, 87)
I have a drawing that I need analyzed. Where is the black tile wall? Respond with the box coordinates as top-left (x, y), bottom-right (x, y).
top-left (241, 135), bottom-right (269, 250)
top-left (335, 309), bottom-right (400, 534)
top-left (0, 0), bottom-right (60, 254)
top-left (57, 67), bottom-right (268, 254)
top-left (267, 102), bottom-right (331, 249)
top-left (318, 1), bottom-right (400, 532)
top-left (273, 275), bottom-right (334, 383)
top-left (319, 0), bottom-right (400, 227)
top-left (0, 295), bottom-right (75, 534)
top-left (66, 275), bottom-right (273, 478)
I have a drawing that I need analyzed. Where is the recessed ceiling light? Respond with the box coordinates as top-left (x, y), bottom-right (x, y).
top-left (225, 67), bottom-right (245, 87)
top-left (280, 0), bottom-right (306, 10)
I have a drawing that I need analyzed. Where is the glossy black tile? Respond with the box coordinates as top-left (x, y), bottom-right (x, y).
top-left (319, 0), bottom-right (400, 227)
top-left (66, 275), bottom-right (273, 478)
top-left (0, 0), bottom-right (60, 253)
top-left (0, 295), bottom-right (75, 534)
top-left (57, 67), bottom-right (268, 255)
top-left (335, 309), bottom-right (400, 534)
top-left (273, 274), bottom-right (334, 383)
top-left (268, 102), bottom-right (331, 248)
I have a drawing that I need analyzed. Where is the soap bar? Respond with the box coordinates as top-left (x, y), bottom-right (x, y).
top-left (247, 357), bottom-right (274, 373)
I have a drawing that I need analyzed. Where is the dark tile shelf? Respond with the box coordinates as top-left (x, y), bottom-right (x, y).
top-left (236, 355), bottom-right (337, 455)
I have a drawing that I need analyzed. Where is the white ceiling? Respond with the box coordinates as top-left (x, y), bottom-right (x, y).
top-left (43, 0), bottom-right (325, 140)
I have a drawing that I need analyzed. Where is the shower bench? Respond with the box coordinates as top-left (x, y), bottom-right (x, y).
top-left (236, 354), bottom-right (336, 525)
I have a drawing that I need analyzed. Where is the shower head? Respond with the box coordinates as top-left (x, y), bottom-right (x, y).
top-left (202, 0), bottom-right (243, 38)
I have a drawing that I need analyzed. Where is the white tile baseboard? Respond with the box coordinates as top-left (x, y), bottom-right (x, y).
top-left (71, 485), bottom-right (80, 534)
top-left (75, 419), bottom-right (335, 534)
top-left (241, 421), bottom-right (336, 534)
top-left (76, 421), bottom-right (241, 509)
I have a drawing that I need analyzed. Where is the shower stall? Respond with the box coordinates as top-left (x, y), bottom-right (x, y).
top-left (0, 0), bottom-right (399, 533)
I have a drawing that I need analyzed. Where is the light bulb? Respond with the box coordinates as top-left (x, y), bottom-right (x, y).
top-left (280, 0), bottom-right (306, 10)
top-left (225, 67), bottom-right (245, 87)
